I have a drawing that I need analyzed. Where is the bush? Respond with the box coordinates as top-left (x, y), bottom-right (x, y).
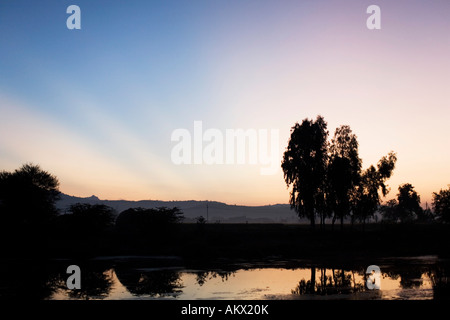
top-left (116, 207), bottom-right (184, 235)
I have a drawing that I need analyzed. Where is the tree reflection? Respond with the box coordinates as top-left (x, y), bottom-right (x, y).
top-left (0, 260), bottom-right (114, 300)
top-left (292, 268), bottom-right (365, 296)
top-left (0, 260), bottom-right (60, 300)
top-left (115, 268), bottom-right (183, 298)
top-left (3, 260), bottom-right (449, 300)
top-left (195, 271), bottom-right (209, 286)
top-left (399, 269), bottom-right (424, 289)
top-left (383, 266), bottom-right (429, 289)
top-left (195, 270), bottom-right (235, 286)
top-left (62, 267), bottom-right (114, 300)
top-left (429, 263), bottom-right (450, 300)
top-left (291, 267), bottom-right (316, 294)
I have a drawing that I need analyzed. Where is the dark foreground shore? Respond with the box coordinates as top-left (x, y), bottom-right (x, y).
top-left (33, 223), bottom-right (450, 260)
top-left (1, 223), bottom-right (450, 301)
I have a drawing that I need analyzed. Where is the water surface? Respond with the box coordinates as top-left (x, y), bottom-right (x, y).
top-left (28, 255), bottom-right (448, 300)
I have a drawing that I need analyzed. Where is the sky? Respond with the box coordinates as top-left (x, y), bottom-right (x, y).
top-left (0, 0), bottom-right (449, 206)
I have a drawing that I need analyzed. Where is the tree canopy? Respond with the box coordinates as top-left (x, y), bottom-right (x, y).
top-left (282, 116), bottom-right (397, 227)
top-left (66, 203), bottom-right (116, 233)
top-left (281, 115), bottom-right (329, 227)
top-left (327, 125), bottom-right (362, 228)
top-left (380, 183), bottom-right (423, 223)
top-left (116, 206), bottom-right (184, 234)
top-left (396, 183), bottom-right (422, 222)
top-left (352, 151), bottom-right (397, 224)
top-left (0, 163), bottom-right (60, 227)
top-left (432, 186), bottom-right (450, 223)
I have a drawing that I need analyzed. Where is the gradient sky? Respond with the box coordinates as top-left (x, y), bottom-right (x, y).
top-left (0, 0), bottom-right (449, 206)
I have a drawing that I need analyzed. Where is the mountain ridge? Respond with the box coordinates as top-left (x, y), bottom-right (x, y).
top-left (56, 194), bottom-right (303, 223)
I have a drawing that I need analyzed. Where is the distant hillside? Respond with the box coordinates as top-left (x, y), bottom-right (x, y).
top-left (56, 194), bottom-right (304, 224)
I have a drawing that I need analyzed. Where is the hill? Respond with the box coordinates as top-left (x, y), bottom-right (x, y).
top-left (56, 194), bottom-right (303, 223)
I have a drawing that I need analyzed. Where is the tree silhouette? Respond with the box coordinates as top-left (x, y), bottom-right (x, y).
top-left (396, 183), bottom-right (422, 223)
top-left (327, 125), bottom-right (361, 229)
top-left (0, 163), bottom-right (60, 254)
top-left (418, 203), bottom-right (435, 223)
top-left (65, 203), bottom-right (116, 234)
top-left (115, 207), bottom-right (184, 253)
top-left (53, 203), bottom-right (116, 256)
top-left (61, 264), bottom-right (114, 300)
top-left (116, 207), bottom-right (184, 234)
top-left (195, 270), bottom-right (235, 286)
top-left (429, 263), bottom-right (450, 299)
top-left (281, 116), bottom-right (329, 227)
top-left (380, 199), bottom-right (399, 222)
top-left (432, 186), bottom-right (450, 223)
top-left (352, 152), bottom-right (397, 225)
top-left (281, 118), bottom-right (398, 228)
top-left (0, 163), bottom-right (60, 226)
top-left (292, 267), bottom-right (316, 294)
top-left (0, 259), bottom-right (61, 299)
top-left (291, 268), bottom-right (366, 296)
top-left (114, 267), bottom-right (183, 298)
top-left (196, 215), bottom-right (207, 225)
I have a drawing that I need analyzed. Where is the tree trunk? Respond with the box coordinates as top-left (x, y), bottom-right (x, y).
top-left (320, 213), bottom-right (325, 230)
top-left (332, 269), bottom-right (337, 287)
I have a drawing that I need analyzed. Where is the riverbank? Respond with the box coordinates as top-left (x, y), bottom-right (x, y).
top-left (43, 223), bottom-right (450, 260)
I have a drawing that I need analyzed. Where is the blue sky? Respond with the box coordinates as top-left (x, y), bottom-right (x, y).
top-left (1, 0), bottom-right (449, 205)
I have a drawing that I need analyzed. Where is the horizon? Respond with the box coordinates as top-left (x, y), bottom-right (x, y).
top-left (60, 192), bottom-right (290, 207)
top-left (1, 0), bottom-right (449, 206)
top-left (61, 191), bottom-right (437, 211)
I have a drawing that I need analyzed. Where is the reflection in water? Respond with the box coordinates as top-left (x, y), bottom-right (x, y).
top-left (0, 260), bottom-right (61, 300)
top-left (195, 271), bottom-right (235, 287)
top-left (47, 263), bottom-right (115, 300)
top-left (64, 267), bottom-right (114, 300)
top-left (397, 269), bottom-right (424, 289)
top-left (1, 257), bottom-right (449, 300)
top-left (429, 264), bottom-right (450, 299)
top-left (291, 268), bottom-right (365, 296)
top-left (115, 267), bottom-right (183, 298)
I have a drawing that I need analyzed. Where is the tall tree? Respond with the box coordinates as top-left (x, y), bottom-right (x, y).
top-left (327, 125), bottom-right (362, 229)
top-left (0, 163), bottom-right (60, 255)
top-left (396, 183), bottom-right (422, 222)
top-left (0, 163), bottom-right (60, 227)
top-left (353, 152), bottom-right (397, 225)
top-left (432, 186), bottom-right (450, 223)
top-left (281, 116), bottom-right (328, 227)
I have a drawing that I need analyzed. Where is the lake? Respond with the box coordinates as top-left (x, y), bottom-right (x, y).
top-left (3, 255), bottom-right (445, 300)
